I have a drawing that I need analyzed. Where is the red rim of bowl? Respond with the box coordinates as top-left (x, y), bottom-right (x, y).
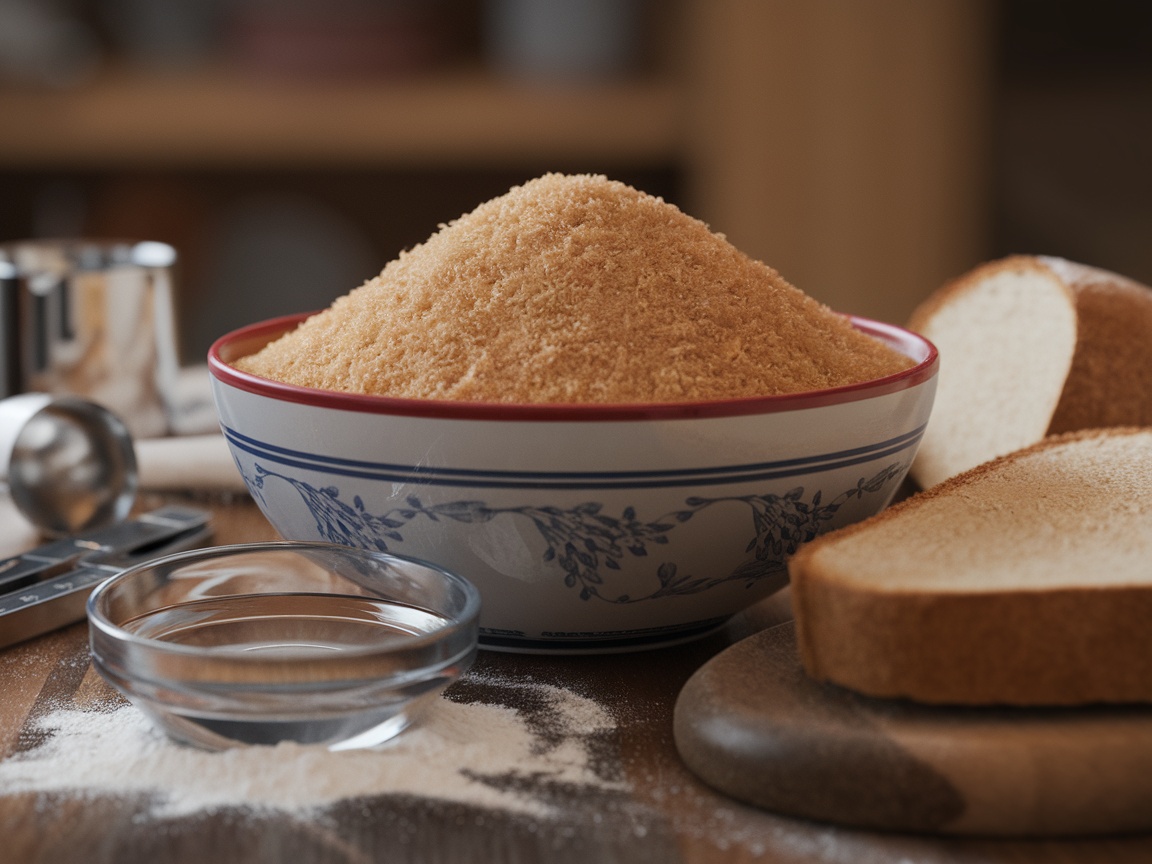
top-left (208, 312), bottom-right (938, 422)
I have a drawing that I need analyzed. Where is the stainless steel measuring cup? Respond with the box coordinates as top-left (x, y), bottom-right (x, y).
top-left (0, 393), bottom-right (138, 537)
top-left (0, 240), bottom-right (181, 439)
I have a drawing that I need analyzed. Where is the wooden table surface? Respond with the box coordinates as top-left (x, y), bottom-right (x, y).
top-left (2, 491), bottom-right (1150, 864)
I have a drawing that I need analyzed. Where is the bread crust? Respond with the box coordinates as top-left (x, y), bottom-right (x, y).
top-left (1041, 257), bottom-right (1152, 433)
top-left (789, 428), bottom-right (1152, 706)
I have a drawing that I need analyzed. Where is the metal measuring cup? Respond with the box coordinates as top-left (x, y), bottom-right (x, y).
top-left (0, 393), bottom-right (138, 537)
top-left (0, 240), bottom-right (181, 439)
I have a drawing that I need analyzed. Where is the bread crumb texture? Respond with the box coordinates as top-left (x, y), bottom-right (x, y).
top-left (800, 428), bottom-right (1152, 592)
top-left (236, 174), bottom-right (912, 403)
top-left (906, 256), bottom-right (1078, 489)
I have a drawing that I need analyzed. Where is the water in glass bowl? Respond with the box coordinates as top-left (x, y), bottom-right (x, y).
top-left (115, 593), bottom-right (460, 750)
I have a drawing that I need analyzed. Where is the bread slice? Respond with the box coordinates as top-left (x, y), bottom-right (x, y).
top-left (906, 255), bottom-right (1152, 489)
top-left (788, 428), bottom-right (1152, 706)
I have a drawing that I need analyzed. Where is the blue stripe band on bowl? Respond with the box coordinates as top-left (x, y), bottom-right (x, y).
top-left (220, 424), bottom-right (927, 491)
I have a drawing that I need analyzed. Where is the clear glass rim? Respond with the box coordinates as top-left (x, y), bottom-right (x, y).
top-left (87, 540), bottom-right (482, 664)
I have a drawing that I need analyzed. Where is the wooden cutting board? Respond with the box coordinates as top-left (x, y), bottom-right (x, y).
top-left (673, 621), bottom-right (1152, 837)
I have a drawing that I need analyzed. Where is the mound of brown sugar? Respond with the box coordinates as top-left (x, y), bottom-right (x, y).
top-left (235, 174), bottom-right (913, 403)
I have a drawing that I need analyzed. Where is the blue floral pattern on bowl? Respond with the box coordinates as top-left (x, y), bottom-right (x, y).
top-left (245, 461), bottom-right (905, 605)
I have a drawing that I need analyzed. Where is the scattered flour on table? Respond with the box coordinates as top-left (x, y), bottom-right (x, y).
top-left (0, 675), bottom-right (621, 818)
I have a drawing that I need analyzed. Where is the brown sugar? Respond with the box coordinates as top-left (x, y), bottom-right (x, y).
top-left (235, 174), bottom-right (913, 403)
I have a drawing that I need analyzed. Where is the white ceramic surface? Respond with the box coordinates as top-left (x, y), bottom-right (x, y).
top-left (209, 314), bottom-right (937, 653)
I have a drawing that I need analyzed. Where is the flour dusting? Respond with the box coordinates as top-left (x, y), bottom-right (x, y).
top-left (0, 675), bottom-right (622, 818)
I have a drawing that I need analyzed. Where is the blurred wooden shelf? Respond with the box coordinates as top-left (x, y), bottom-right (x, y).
top-left (0, 65), bottom-right (682, 168)
top-left (0, 0), bottom-right (995, 328)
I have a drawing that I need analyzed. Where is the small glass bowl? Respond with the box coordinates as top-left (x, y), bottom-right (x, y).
top-left (87, 541), bottom-right (480, 751)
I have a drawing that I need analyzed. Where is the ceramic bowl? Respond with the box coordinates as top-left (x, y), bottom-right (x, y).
top-left (209, 314), bottom-right (937, 653)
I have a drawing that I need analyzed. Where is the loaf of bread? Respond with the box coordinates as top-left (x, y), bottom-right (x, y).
top-left (906, 256), bottom-right (1152, 489)
top-left (788, 428), bottom-right (1152, 706)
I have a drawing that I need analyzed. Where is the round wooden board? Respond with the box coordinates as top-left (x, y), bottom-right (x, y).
top-left (673, 621), bottom-right (1152, 837)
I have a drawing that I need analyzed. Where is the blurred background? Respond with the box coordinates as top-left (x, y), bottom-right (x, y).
top-left (0, 0), bottom-right (1148, 365)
